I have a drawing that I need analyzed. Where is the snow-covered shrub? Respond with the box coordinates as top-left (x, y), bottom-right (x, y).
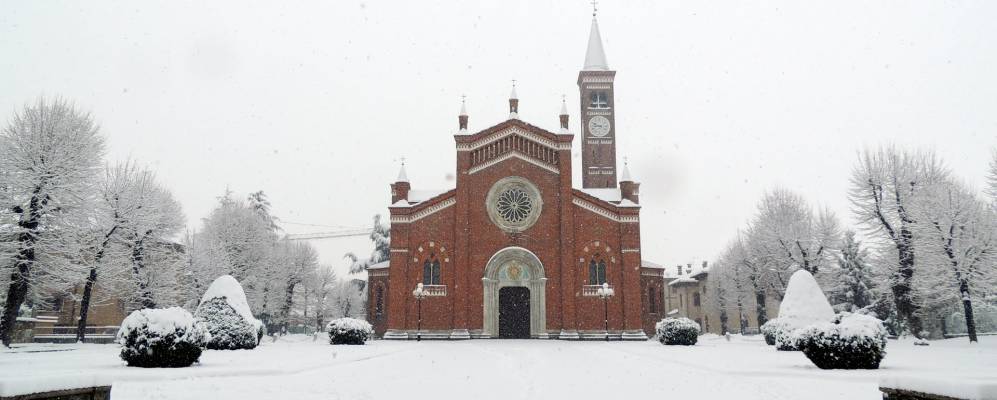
top-left (760, 318), bottom-right (790, 346)
top-left (117, 307), bottom-right (210, 368)
top-left (656, 317), bottom-right (700, 346)
top-left (195, 275), bottom-right (262, 350)
top-left (773, 270), bottom-right (835, 351)
top-left (795, 312), bottom-right (888, 369)
top-left (327, 317), bottom-right (373, 345)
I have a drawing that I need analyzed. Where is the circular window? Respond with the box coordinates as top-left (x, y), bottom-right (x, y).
top-left (486, 177), bottom-right (542, 232)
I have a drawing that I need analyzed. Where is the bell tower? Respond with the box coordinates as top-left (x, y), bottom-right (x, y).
top-left (578, 10), bottom-right (617, 189)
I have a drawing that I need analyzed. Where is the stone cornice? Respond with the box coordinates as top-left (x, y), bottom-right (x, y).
top-left (391, 197), bottom-right (456, 224)
top-left (572, 197), bottom-right (639, 223)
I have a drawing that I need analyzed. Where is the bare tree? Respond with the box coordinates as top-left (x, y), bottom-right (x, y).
top-left (0, 98), bottom-right (105, 346)
top-left (276, 240), bottom-right (318, 332)
top-left (305, 264), bottom-right (337, 331)
top-left (118, 170), bottom-right (184, 309)
top-left (913, 180), bottom-right (997, 342)
top-left (849, 146), bottom-right (948, 337)
top-left (753, 188), bottom-right (840, 276)
top-left (71, 162), bottom-right (152, 342)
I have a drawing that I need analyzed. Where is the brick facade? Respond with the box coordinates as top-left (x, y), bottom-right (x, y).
top-left (365, 15), bottom-right (666, 340)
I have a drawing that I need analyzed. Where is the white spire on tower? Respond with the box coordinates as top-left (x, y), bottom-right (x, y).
top-left (560, 95), bottom-right (569, 115)
top-left (459, 95), bottom-right (468, 116)
top-left (583, 3), bottom-right (609, 71)
top-left (510, 79), bottom-right (518, 100)
top-left (396, 158), bottom-right (409, 183)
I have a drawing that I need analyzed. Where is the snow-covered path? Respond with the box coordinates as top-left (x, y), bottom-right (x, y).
top-left (4, 335), bottom-right (994, 400)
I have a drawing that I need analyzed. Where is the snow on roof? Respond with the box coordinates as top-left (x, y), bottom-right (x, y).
top-left (368, 260), bottom-right (389, 270)
top-left (668, 276), bottom-right (699, 286)
top-left (617, 199), bottom-right (639, 208)
top-left (641, 259), bottom-right (665, 269)
top-left (580, 187), bottom-right (622, 202)
top-left (200, 275), bottom-right (258, 323)
top-left (396, 163), bottom-right (409, 183)
top-left (583, 17), bottom-right (609, 71)
top-left (408, 189), bottom-right (451, 203)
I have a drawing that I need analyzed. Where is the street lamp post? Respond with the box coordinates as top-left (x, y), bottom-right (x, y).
top-left (596, 282), bottom-right (615, 342)
top-left (412, 283), bottom-right (426, 341)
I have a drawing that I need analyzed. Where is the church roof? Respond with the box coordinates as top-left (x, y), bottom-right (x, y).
top-left (583, 17), bottom-right (609, 71)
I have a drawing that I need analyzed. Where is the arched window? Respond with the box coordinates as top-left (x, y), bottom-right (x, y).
top-left (374, 285), bottom-right (385, 317)
top-left (422, 253), bottom-right (441, 285)
top-left (588, 254), bottom-right (607, 285)
top-left (590, 91), bottom-right (609, 108)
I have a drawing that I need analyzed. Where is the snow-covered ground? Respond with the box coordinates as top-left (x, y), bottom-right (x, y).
top-left (2, 334), bottom-right (994, 400)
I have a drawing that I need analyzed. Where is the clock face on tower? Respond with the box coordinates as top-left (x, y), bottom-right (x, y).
top-left (588, 115), bottom-right (611, 137)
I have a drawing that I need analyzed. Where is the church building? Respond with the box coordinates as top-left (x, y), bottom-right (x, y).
top-left (366, 13), bottom-right (666, 340)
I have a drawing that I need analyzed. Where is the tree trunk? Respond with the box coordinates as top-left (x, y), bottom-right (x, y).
top-left (130, 235), bottom-right (156, 309)
top-left (279, 281), bottom-right (297, 332)
top-left (892, 230), bottom-right (923, 337)
top-left (960, 283), bottom-right (978, 343)
top-left (754, 290), bottom-right (768, 327)
top-left (1, 198), bottom-right (42, 347)
top-left (76, 268), bottom-right (98, 343)
top-left (76, 226), bottom-right (117, 343)
top-left (0, 265), bottom-right (30, 347)
top-left (719, 309), bottom-right (729, 335)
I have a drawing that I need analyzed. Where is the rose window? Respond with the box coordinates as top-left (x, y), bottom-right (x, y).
top-left (485, 177), bottom-right (542, 232)
top-left (496, 188), bottom-right (533, 223)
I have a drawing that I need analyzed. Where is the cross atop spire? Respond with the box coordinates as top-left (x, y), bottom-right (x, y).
top-left (591, 0), bottom-right (598, 17)
top-left (396, 157), bottom-right (409, 183)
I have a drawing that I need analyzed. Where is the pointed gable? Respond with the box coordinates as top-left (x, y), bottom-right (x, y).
top-left (455, 119), bottom-right (573, 176)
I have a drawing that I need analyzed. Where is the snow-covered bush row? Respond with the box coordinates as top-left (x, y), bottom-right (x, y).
top-left (656, 317), bottom-right (700, 346)
top-left (195, 275), bottom-right (263, 350)
top-left (327, 317), bottom-right (373, 345)
top-left (795, 312), bottom-right (888, 369)
top-left (117, 307), bottom-right (210, 368)
top-left (773, 270), bottom-right (835, 351)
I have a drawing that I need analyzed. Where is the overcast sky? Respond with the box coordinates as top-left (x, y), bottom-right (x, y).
top-left (2, 1), bottom-right (996, 275)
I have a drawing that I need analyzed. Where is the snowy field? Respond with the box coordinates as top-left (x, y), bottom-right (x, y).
top-left (1, 334), bottom-right (994, 400)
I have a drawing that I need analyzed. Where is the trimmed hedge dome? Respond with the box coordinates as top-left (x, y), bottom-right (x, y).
top-left (117, 307), bottom-right (210, 368)
top-left (327, 317), bottom-right (373, 345)
top-left (195, 275), bottom-right (262, 350)
top-left (796, 312), bottom-right (888, 370)
top-left (656, 317), bottom-right (700, 346)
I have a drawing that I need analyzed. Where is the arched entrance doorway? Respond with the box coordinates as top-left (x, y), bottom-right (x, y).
top-left (483, 247), bottom-right (547, 338)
